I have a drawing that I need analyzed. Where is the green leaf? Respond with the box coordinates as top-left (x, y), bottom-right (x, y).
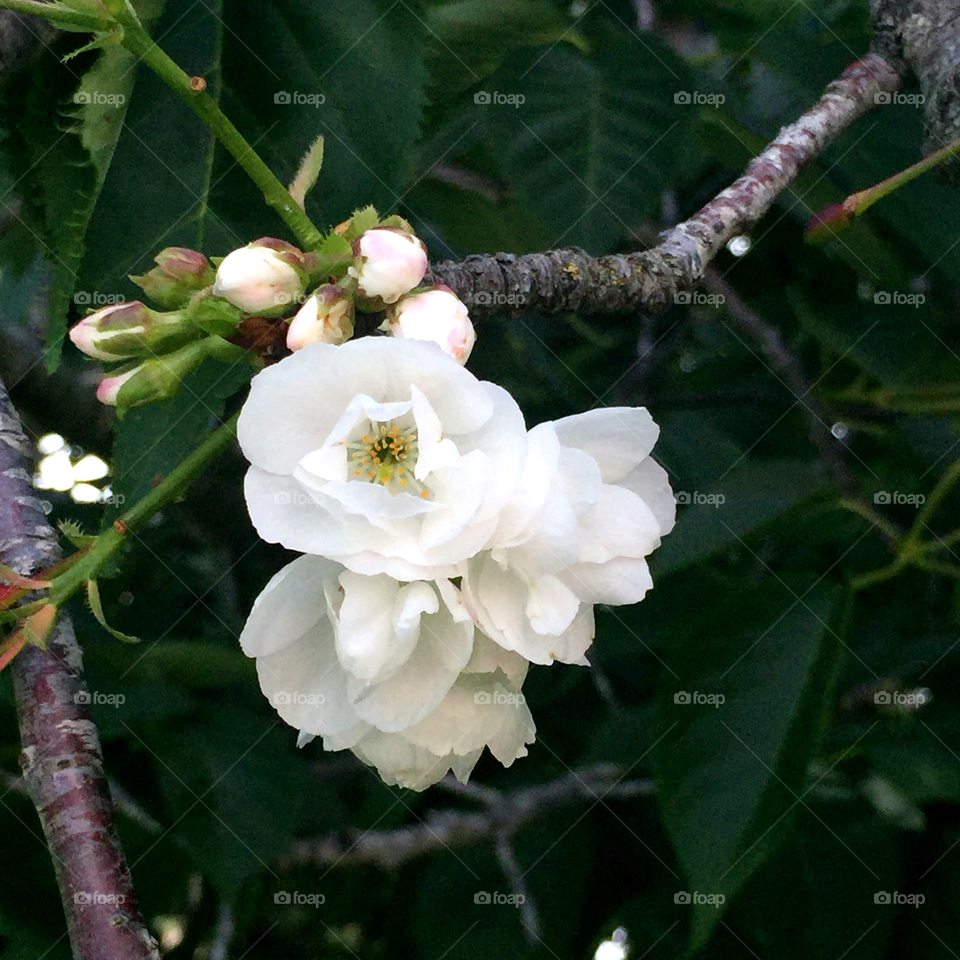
top-left (79, 0), bottom-right (227, 301)
top-left (6, 44), bottom-right (133, 370)
top-left (653, 579), bottom-right (847, 950)
top-left (217, 0), bottom-right (429, 229)
top-left (480, 31), bottom-right (693, 253)
top-left (423, 0), bottom-right (588, 99)
top-left (650, 412), bottom-right (831, 576)
top-left (86, 578), bottom-right (141, 643)
top-left (105, 357), bottom-right (252, 528)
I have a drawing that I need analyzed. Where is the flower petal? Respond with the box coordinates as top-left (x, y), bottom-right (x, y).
top-left (239, 554), bottom-right (341, 657)
top-left (553, 407), bottom-right (659, 482)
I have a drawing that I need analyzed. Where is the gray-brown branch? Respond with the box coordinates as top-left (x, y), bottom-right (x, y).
top-left (871, 0), bottom-right (960, 180)
top-left (279, 764), bottom-right (654, 872)
top-left (426, 54), bottom-right (900, 317)
top-left (0, 377), bottom-right (159, 960)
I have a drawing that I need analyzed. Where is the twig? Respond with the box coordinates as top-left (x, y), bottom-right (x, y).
top-left (426, 54), bottom-right (900, 316)
top-left (495, 833), bottom-right (540, 946)
top-left (0, 376), bottom-right (159, 960)
top-left (279, 764), bottom-right (654, 872)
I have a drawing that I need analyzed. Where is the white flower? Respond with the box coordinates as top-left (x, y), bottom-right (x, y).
top-left (212, 239), bottom-right (305, 315)
top-left (238, 337), bottom-right (528, 580)
top-left (286, 285), bottom-right (354, 351)
top-left (461, 407), bottom-right (675, 665)
top-left (348, 228), bottom-right (428, 305)
top-left (240, 554), bottom-right (534, 790)
top-left (383, 287), bottom-right (476, 364)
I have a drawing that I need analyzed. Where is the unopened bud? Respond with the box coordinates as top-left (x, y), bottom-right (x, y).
top-left (383, 286), bottom-right (475, 364)
top-left (69, 301), bottom-right (196, 362)
top-left (130, 247), bottom-right (216, 308)
top-left (97, 340), bottom-right (211, 414)
top-left (348, 227), bottom-right (428, 306)
top-left (212, 238), bottom-right (306, 315)
top-left (286, 285), bottom-right (355, 351)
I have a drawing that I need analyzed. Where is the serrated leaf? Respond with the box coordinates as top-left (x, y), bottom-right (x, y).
top-left (654, 580), bottom-right (847, 950)
top-left (78, 0), bottom-right (226, 303)
top-left (650, 412), bottom-right (832, 576)
top-left (423, 0), bottom-right (588, 99)
top-left (341, 204), bottom-right (380, 241)
top-left (11, 5), bottom-right (161, 370)
top-left (217, 0), bottom-right (429, 229)
top-left (480, 33), bottom-right (693, 253)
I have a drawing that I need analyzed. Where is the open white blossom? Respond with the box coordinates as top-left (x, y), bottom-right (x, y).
top-left (240, 554), bottom-right (534, 790)
top-left (238, 337), bottom-right (528, 581)
top-left (460, 408), bottom-right (676, 665)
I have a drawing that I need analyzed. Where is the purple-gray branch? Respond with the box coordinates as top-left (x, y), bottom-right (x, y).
top-left (0, 377), bottom-right (159, 960)
top-left (426, 54), bottom-right (901, 317)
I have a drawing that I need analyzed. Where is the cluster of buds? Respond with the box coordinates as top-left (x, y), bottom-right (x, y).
top-left (68, 213), bottom-right (478, 413)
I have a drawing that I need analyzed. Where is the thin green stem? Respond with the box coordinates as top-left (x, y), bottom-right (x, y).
top-left (918, 526), bottom-right (960, 556)
top-left (49, 412), bottom-right (241, 606)
top-left (908, 459), bottom-right (960, 544)
top-left (849, 133), bottom-right (960, 217)
top-left (109, 3), bottom-right (321, 249)
top-left (836, 497), bottom-right (902, 541)
top-left (0, 0), bottom-right (104, 29)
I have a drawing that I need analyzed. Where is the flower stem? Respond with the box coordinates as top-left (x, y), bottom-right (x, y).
top-left (49, 411), bottom-right (241, 606)
top-left (113, 2), bottom-right (323, 249)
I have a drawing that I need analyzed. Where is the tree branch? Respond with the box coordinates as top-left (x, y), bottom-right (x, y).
top-left (871, 0), bottom-right (960, 180)
top-left (278, 764), bottom-right (654, 872)
top-left (0, 377), bottom-right (159, 960)
top-left (425, 54), bottom-right (900, 316)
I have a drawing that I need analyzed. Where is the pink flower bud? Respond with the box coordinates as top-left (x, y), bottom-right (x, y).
top-left (96, 366), bottom-right (142, 405)
top-left (348, 228), bottom-right (428, 305)
top-left (286, 286), bottom-right (355, 351)
top-left (130, 248), bottom-right (215, 308)
top-left (69, 301), bottom-right (194, 361)
top-left (383, 287), bottom-right (475, 364)
top-left (212, 240), bottom-right (306, 315)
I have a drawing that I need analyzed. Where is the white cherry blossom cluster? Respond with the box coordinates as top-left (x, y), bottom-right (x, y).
top-left (238, 332), bottom-right (676, 790)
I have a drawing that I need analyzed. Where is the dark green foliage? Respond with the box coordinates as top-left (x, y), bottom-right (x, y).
top-left (3, 0), bottom-right (960, 957)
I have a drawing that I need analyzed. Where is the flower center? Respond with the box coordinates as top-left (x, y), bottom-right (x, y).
top-left (346, 421), bottom-right (429, 498)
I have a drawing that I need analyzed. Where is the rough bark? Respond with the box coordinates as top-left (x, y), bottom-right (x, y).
top-left (871, 0), bottom-right (960, 180)
top-left (425, 54), bottom-right (900, 318)
top-left (0, 377), bottom-right (159, 960)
